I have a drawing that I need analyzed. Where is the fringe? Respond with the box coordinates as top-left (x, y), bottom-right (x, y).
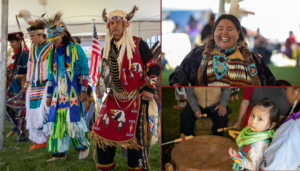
top-left (88, 130), bottom-right (141, 162)
top-left (25, 82), bottom-right (50, 129)
top-left (48, 49), bottom-right (53, 74)
top-left (53, 109), bottom-right (67, 139)
top-left (28, 128), bottom-right (48, 144)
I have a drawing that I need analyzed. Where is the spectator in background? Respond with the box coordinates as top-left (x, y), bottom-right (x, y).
top-left (174, 23), bottom-right (181, 33)
top-left (161, 53), bottom-right (168, 70)
top-left (162, 16), bottom-right (175, 34)
top-left (284, 31), bottom-right (297, 58)
top-left (73, 36), bottom-right (81, 45)
top-left (253, 28), bottom-right (272, 64)
top-left (185, 16), bottom-right (201, 48)
top-left (180, 87), bottom-right (231, 137)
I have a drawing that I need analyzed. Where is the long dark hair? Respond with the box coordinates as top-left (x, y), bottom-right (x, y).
top-left (212, 14), bottom-right (245, 43)
top-left (250, 98), bottom-right (280, 130)
top-left (51, 30), bottom-right (75, 71)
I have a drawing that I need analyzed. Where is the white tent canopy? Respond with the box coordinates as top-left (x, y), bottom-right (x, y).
top-left (0, 0), bottom-right (160, 40)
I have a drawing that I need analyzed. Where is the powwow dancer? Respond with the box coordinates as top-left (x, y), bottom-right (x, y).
top-left (89, 6), bottom-right (160, 171)
top-left (6, 18), bottom-right (29, 142)
top-left (45, 12), bottom-right (90, 161)
top-left (18, 9), bottom-right (52, 149)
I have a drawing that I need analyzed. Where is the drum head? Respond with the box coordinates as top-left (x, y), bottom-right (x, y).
top-left (171, 135), bottom-right (239, 170)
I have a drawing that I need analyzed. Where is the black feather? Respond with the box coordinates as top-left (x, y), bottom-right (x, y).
top-left (114, 112), bottom-right (122, 121)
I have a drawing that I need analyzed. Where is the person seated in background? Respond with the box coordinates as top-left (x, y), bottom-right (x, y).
top-left (180, 87), bottom-right (231, 137)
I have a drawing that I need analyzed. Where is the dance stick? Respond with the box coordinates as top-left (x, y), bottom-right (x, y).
top-left (228, 130), bottom-right (240, 134)
top-left (217, 125), bottom-right (237, 132)
top-left (228, 130), bottom-right (241, 139)
top-left (162, 135), bottom-right (193, 145)
top-left (199, 114), bottom-right (207, 117)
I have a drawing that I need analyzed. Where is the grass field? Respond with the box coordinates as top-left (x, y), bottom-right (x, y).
top-left (161, 87), bottom-right (244, 169)
top-left (162, 66), bottom-right (300, 86)
top-left (0, 120), bottom-right (160, 171)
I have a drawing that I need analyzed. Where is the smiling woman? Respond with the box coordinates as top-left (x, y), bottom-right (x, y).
top-left (169, 0), bottom-right (276, 86)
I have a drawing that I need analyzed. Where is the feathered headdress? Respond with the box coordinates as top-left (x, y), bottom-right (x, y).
top-left (102, 5), bottom-right (138, 73)
top-left (18, 0), bottom-right (50, 35)
top-left (18, 9), bottom-right (46, 34)
top-left (228, 0), bottom-right (255, 21)
top-left (44, 11), bottom-right (67, 41)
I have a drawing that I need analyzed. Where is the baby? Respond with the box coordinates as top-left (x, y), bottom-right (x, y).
top-left (229, 98), bottom-right (279, 170)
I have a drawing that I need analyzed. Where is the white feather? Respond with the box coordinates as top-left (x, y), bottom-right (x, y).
top-left (38, 0), bottom-right (48, 6)
top-left (18, 9), bottom-right (32, 23)
top-left (228, 0), bottom-right (254, 20)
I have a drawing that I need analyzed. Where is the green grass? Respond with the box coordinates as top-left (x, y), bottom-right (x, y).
top-left (268, 65), bottom-right (300, 85)
top-left (162, 70), bottom-right (174, 86)
top-left (161, 87), bottom-right (244, 169)
top-left (0, 120), bottom-right (160, 171)
top-left (162, 65), bottom-right (300, 86)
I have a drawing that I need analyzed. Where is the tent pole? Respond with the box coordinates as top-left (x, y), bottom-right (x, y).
top-left (137, 22), bottom-right (139, 36)
top-left (219, 0), bottom-right (225, 15)
top-left (0, 0), bottom-right (9, 150)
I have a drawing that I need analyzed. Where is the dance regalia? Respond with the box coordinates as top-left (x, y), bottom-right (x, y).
top-left (90, 37), bottom-right (160, 170)
top-left (169, 44), bottom-right (276, 86)
top-left (6, 44), bottom-right (29, 142)
top-left (46, 42), bottom-right (90, 153)
top-left (25, 42), bottom-right (53, 145)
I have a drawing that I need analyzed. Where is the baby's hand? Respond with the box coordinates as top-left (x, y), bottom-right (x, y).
top-left (228, 148), bottom-right (237, 158)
